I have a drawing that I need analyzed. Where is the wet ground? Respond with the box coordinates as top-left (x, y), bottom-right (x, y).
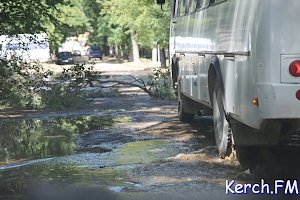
top-left (1, 62), bottom-right (300, 200)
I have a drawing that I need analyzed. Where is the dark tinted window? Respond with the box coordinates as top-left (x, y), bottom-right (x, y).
top-left (91, 49), bottom-right (101, 52)
top-left (90, 47), bottom-right (102, 51)
top-left (172, 0), bottom-right (177, 18)
top-left (58, 52), bottom-right (72, 57)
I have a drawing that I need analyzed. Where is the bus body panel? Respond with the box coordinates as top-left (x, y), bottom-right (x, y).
top-left (172, 0), bottom-right (300, 134)
top-left (175, 0), bottom-right (262, 128)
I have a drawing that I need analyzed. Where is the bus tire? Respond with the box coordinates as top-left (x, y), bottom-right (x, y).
top-left (178, 91), bottom-right (194, 123)
top-left (213, 81), bottom-right (232, 158)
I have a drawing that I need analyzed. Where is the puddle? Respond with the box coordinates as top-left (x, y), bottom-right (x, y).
top-left (52, 140), bottom-right (183, 169)
top-left (109, 186), bottom-right (126, 192)
top-left (0, 110), bottom-right (182, 197)
top-left (111, 140), bottom-right (177, 165)
top-left (0, 162), bottom-right (129, 198)
top-left (0, 139), bottom-right (182, 199)
top-left (0, 115), bottom-right (131, 166)
top-left (0, 111), bottom-right (187, 199)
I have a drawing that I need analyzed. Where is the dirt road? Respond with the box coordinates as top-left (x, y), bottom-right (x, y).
top-left (0, 61), bottom-right (299, 200)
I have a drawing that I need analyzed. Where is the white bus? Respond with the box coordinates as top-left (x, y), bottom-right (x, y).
top-left (0, 33), bottom-right (51, 62)
top-left (158, 0), bottom-right (300, 168)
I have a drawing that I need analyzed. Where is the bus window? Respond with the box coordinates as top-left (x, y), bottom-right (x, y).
top-left (184, 0), bottom-right (190, 14)
top-left (178, 0), bottom-right (188, 16)
top-left (184, 0), bottom-right (193, 14)
top-left (203, 0), bottom-right (210, 7)
top-left (210, 0), bottom-right (226, 5)
top-left (189, 0), bottom-right (197, 13)
top-left (196, 0), bottom-right (210, 10)
top-left (196, 0), bottom-right (203, 10)
top-left (172, 0), bottom-right (178, 18)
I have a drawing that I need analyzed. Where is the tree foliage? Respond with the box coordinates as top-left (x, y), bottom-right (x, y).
top-left (0, 0), bottom-right (63, 35)
top-left (1, 0), bottom-right (170, 55)
top-left (106, 0), bottom-right (170, 48)
top-left (43, 0), bottom-right (91, 51)
top-left (0, 0), bottom-right (92, 109)
top-left (0, 0), bottom-right (92, 51)
top-left (0, 59), bottom-right (52, 109)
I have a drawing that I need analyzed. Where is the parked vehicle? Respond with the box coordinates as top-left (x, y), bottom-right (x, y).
top-left (0, 33), bottom-right (51, 62)
top-left (56, 51), bottom-right (74, 65)
top-left (72, 50), bottom-right (81, 57)
top-left (160, 0), bottom-right (300, 168)
top-left (87, 47), bottom-right (103, 60)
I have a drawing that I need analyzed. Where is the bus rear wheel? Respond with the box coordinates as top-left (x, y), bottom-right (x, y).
top-left (212, 82), bottom-right (232, 158)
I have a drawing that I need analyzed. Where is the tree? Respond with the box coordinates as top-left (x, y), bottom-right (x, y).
top-left (0, 0), bottom-right (64, 36)
top-left (82, 0), bottom-right (103, 46)
top-left (1, 0), bottom-right (92, 53)
top-left (100, 0), bottom-right (170, 64)
top-left (101, 0), bottom-right (146, 62)
top-left (0, 0), bottom-right (93, 109)
top-left (134, 1), bottom-right (170, 66)
top-left (43, 0), bottom-right (91, 52)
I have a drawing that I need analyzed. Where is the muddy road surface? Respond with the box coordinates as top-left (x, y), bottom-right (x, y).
top-left (0, 63), bottom-right (300, 200)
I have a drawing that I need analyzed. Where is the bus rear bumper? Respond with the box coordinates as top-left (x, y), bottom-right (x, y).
top-left (231, 82), bottom-right (300, 145)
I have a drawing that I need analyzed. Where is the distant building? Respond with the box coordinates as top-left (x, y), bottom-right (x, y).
top-left (58, 32), bottom-right (90, 56)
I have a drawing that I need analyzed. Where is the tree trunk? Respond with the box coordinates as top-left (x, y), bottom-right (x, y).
top-left (160, 47), bottom-right (166, 67)
top-left (152, 47), bottom-right (158, 63)
top-left (123, 44), bottom-right (129, 60)
top-left (130, 30), bottom-right (140, 62)
top-left (103, 37), bottom-right (110, 56)
top-left (115, 45), bottom-right (122, 62)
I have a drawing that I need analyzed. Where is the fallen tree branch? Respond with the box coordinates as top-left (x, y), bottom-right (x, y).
top-left (89, 78), bottom-right (155, 97)
top-left (59, 65), bottom-right (174, 99)
top-left (129, 75), bottom-right (147, 88)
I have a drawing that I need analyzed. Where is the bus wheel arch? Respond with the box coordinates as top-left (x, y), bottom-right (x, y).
top-left (208, 56), bottom-right (224, 104)
top-left (208, 57), bottom-right (233, 158)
